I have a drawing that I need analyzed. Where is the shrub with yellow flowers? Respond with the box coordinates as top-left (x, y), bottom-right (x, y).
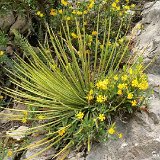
top-left (0, 1), bottom-right (151, 160)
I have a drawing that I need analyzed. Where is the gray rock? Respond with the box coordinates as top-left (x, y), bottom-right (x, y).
top-left (67, 151), bottom-right (85, 160)
top-left (133, 1), bottom-right (160, 74)
top-left (0, 12), bottom-right (15, 31)
top-left (86, 97), bottom-right (160, 160)
top-left (10, 15), bottom-right (29, 35)
top-left (148, 74), bottom-right (160, 94)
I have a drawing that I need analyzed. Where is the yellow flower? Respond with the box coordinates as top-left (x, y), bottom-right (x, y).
top-left (39, 13), bottom-right (44, 17)
top-left (88, 1), bottom-right (94, 9)
top-left (127, 93), bottom-right (133, 99)
top-left (121, 75), bottom-right (128, 81)
top-left (131, 4), bottom-right (136, 8)
top-left (71, 32), bottom-right (78, 39)
top-left (118, 83), bottom-right (127, 90)
top-left (100, 45), bottom-right (103, 50)
top-left (138, 81), bottom-right (149, 90)
top-left (86, 94), bottom-right (94, 101)
top-left (116, 6), bottom-right (120, 11)
top-left (132, 79), bottom-right (139, 87)
top-left (72, 10), bottom-right (76, 14)
top-left (76, 112), bottom-right (84, 120)
top-left (96, 80), bottom-right (108, 90)
top-left (126, 0), bottom-right (129, 3)
top-left (118, 133), bottom-right (123, 138)
top-left (36, 11), bottom-right (41, 16)
top-left (66, 16), bottom-right (71, 20)
top-left (131, 100), bottom-right (137, 106)
top-left (22, 117), bottom-right (27, 123)
top-left (7, 150), bottom-right (13, 157)
top-left (114, 75), bottom-right (118, 81)
top-left (108, 127), bottom-right (115, 135)
top-left (76, 11), bottom-right (83, 15)
top-left (58, 128), bottom-right (65, 136)
top-left (98, 114), bottom-right (105, 122)
top-left (61, 0), bottom-right (68, 6)
top-left (50, 9), bottom-right (57, 16)
top-left (22, 111), bottom-right (28, 116)
top-left (96, 95), bottom-right (107, 103)
top-left (38, 115), bottom-right (46, 120)
top-left (89, 89), bottom-right (94, 95)
top-left (117, 89), bottom-right (123, 95)
top-left (124, 5), bottom-right (130, 10)
top-left (83, 10), bottom-right (88, 14)
top-left (0, 51), bottom-right (4, 56)
top-left (115, 0), bottom-right (120, 3)
top-left (111, 2), bottom-right (117, 8)
top-left (58, 9), bottom-right (63, 14)
top-left (92, 31), bottom-right (98, 36)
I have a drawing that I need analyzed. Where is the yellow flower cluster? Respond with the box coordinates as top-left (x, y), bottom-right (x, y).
top-left (131, 79), bottom-right (148, 90)
top-left (0, 51), bottom-right (4, 56)
top-left (37, 114), bottom-right (46, 120)
top-left (111, 0), bottom-right (135, 16)
top-left (71, 32), bottom-right (78, 39)
top-left (92, 31), bottom-right (98, 36)
top-left (131, 100), bottom-right (137, 106)
top-left (108, 127), bottom-right (115, 135)
top-left (118, 83), bottom-right (127, 90)
top-left (50, 9), bottom-right (63, 16)
top-left (76, 112), bottom-right (84, 120)
top-left (98, 114), bottom-right (105, 121)
top-left (121, 75), bottom-right (128, 81)
top-left (36, 11), bottom-right (44, 18)
top-left (50, 9), bottom-right (57, 16)
top-left (111, 1), bottom-right (120, 11)
top-left (96, 95), bottom-right (107, 103)
top-left (96, 79), bottom-right (109, 90)
top-left (58, 128), bottom-right (66, 136)
top-left (138, 81), bottom-right (149, 90)
top-left (21, 110), bottom-right (28, 123)
top-left (61, 0), bottom-right (68, 6)
top-left (127, 93), bottom-right (133, 99)
top-left (114, 75), bottom-right (119, 81)
top-left (86, 89), bottom-right (94, 101)
top-left (87, 0), bottom-right (95, 10)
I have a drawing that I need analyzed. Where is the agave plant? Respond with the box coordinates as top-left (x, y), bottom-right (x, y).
top-left (0, 14), bottom-right (150, 159)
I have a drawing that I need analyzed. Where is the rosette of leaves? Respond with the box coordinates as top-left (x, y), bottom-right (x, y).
top-left (0, 16), bottom-right (150, 159)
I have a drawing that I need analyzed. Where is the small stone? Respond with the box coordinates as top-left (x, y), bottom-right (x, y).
top-left (6, 126), bottom-right (29, 141)
top-left (0, 12), bottom-right (15, 31)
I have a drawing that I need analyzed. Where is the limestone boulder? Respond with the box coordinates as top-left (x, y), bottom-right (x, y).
top-left (133, 1), bottom-right (160, 74)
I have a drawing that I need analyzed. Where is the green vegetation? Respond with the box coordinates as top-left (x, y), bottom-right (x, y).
top-left (0, 0), bottom-right (151, 159)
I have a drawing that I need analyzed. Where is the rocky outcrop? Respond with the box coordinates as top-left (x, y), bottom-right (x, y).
top-left (133, 1), bottom-right (160, 74)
